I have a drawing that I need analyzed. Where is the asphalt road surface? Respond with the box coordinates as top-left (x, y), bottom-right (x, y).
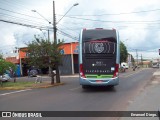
top-left (0, 68), bottom-right (157, 120)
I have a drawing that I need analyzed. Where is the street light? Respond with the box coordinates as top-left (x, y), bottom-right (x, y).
top-left (31, 10), bottom-right (51, 24)
top-left (56, 3), bottom-right (79, 24)
top-left (31, 10), bottom-right (51, 41)
top-left (53, 2), bottom-right (79, 43)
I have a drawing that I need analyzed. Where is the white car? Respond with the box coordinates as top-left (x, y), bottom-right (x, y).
top-left (0, 74), bottom-right (11, 82)
top-left (121, 62), bottom-right (129, 69)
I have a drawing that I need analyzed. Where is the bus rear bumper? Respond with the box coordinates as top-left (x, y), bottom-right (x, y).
top-left (79, 77), bottom-right (119, 86)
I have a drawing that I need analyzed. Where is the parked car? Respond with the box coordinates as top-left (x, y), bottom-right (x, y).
top-left (29, 69), bottom-right (38, 77)
top-left (152, 63), bottom-right (160, 68)
top-left (121, 62), bottom-right (129, 69)
top-left (0, 73), bottom-right (11, 82)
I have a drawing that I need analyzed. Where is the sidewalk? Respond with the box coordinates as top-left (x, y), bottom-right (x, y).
top-left (120, 69), bottom-right (160, 120)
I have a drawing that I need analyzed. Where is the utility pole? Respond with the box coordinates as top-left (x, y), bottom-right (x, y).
top-left (48, 29), bottom-right (50, 41)
top-left (136, 49), bottom-right (138, 66)
top-left (53, 1), bottom-right (60, 83)
top-left (53, 1), bottom-right (57, 44)
top-left (141, 54), bottom-right (143, 67)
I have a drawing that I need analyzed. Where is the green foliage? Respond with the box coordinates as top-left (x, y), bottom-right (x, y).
top-left (0, 59), bottom-right (6, 75)
top-left (120, 41), bottom-right (128, 63)
top-left (0, 54), bottom-right (17, 75)
top-left (6, 61), bottom-right (17, 72)
top-left (24, 36), bottom-right (63, 69)
top-left (0, 59), bottom-right (16, 75)
top-left (0, 54), bottom-right (3, 59)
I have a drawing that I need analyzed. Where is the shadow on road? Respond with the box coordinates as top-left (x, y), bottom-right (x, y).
top-left (81, 86), bottom-right (117, 93)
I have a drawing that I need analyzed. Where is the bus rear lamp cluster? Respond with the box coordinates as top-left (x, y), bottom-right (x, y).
top-left (113, 64), bottom-right (119, 78)
top-left (80, 64), bottom-right (86, 78)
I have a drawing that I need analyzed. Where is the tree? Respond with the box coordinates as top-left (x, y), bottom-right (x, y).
top-left (120, 41), bottom-right (128, 63)
top-left (0, 53), bottom-right (3, 59)
top-left (0, 59), bottom-right (16, 76)
top-left (0, 59), bottom-right (7, 75)
top-left (25, 36), bottom-right (63, 84)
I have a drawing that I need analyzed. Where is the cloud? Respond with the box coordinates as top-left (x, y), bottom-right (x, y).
top-left (0, 0), bottom-right (160, 59)
top-left (0, 22), bottom-right (20, 48)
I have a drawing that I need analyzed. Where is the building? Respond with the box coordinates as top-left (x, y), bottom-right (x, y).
top-left (5, 56), bottom-right (19, 64)
top-left (139, 61), bottom-right (152, 68)
top-left (18, 42), bottom-right (79, 76)
top-left (59, 42), bottom-right (79, 75)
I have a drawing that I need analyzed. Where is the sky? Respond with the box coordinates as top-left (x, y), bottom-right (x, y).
top-left (0, 0), bottom-right (160, 60)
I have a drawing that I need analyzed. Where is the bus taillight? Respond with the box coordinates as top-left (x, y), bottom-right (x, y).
top-left (80, 64), bottom-right (86, 78)
top-left (113, 64), bottom-right (119, 78)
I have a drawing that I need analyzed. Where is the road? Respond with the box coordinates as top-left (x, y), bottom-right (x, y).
top-left (0, 68), bottom-right (157, 120)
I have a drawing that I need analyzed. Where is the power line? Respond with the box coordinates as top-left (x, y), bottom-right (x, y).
top-left (63, 16), bottom-right (160, 23)
top-left (57, 25), bottom-right (79, 36)
top-left (57, 23), bottom-right (80, 33)
top-left (57, 32), bottom-right (77, 41)
top-left (57, 29), bottom-right (78, 41)
top-left (0, 19), bottom-right (79, 41)
top-left (57, 31), bottom-right (78, 41)
top-left (0, 13), bottom-right (49, 27)
top-left (2, 7), bottom-right (160, 28)
top-left (0, 0), bottom-right (53, 16)
top-left (58, 8), bottom-right (160, 16)
top-left (0, 0), bottom-right (31, 11)
top-left (0, 19), bottom-right (48, 30)
top-left (0, 7), bottom-right (43, 20)
top-left (42, 26), bottom-right (79, 41)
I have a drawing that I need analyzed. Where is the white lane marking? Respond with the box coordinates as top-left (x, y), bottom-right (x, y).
top-left (70, 86), bottom-right (81, 91)
top-left (0, 89), bottom-right (32, 96)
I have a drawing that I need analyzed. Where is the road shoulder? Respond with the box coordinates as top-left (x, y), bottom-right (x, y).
top-left (119, 69), bottom-right (160, 120)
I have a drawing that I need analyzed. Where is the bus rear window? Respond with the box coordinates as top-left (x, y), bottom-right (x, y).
top-left (82, 29), bottom-right (117, 42)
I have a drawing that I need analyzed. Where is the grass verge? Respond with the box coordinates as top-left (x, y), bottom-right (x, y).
top-left (0, 81), bottom-right (64, 90)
